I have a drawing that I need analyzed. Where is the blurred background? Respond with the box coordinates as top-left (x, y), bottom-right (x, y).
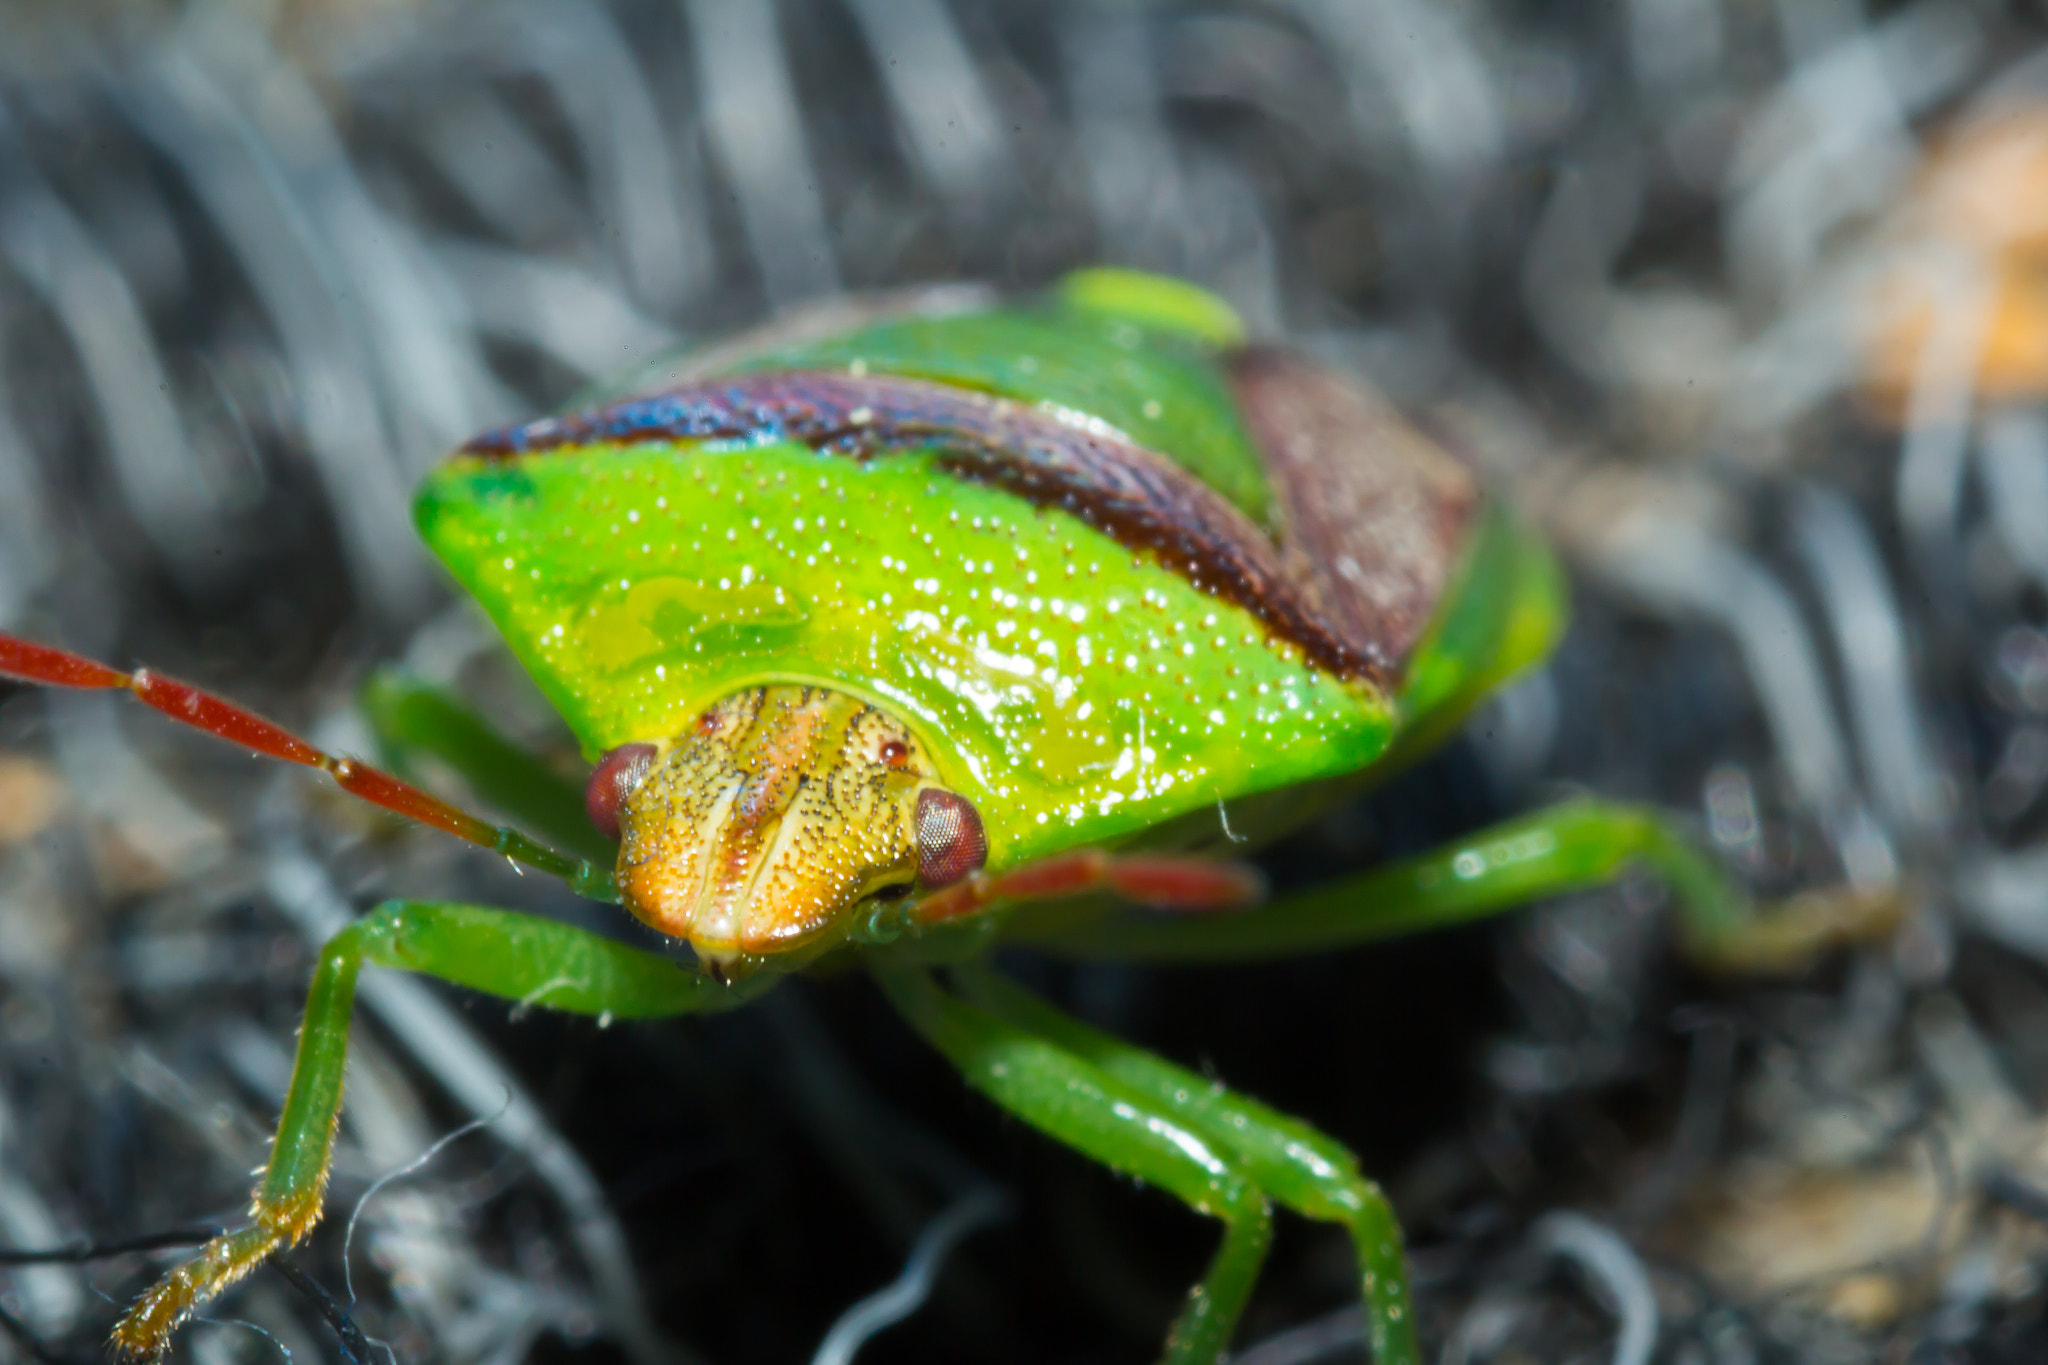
top-left (4, 0), bottom-right (2048, 1361)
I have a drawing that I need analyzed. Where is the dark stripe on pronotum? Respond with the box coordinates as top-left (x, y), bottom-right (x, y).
top-left (461, 370), bottom-right (1442, 685)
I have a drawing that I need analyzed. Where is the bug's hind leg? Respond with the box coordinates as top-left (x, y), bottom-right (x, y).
top-left (111, 899), bottom-right (761, 1360)
top-left (870, 962), bottom-right (1273, 1365)
top-left (1029, 798), bottom-right (1898, 971)
top-left (360, 670), bottom-right (610, 862)
top-left (952, 964), bottom-right (1421, 1365)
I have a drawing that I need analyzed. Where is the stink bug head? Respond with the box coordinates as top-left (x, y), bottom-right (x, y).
top-left (609, 685), bottom-right (984, 967)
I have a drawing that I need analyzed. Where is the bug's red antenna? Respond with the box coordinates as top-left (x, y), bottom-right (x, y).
top-left (0, 632), bottom-right (614, 899)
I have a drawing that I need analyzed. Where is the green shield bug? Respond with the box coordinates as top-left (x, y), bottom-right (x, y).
top-left (0, 268), bottom-right (1886, 1365)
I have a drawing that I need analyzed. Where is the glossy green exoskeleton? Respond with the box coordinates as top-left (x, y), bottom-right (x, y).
top-left (0, 270), bottom-right (1868, 1364)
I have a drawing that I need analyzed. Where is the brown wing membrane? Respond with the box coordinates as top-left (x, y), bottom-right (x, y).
top-left (462, 370), bottom-right (1393, 684)
top-left (1225, 348), bottom-right (1480, 669)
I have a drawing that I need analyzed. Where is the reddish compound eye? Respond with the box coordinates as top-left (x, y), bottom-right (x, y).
top-left (915, 789), bottom-right (987, 888)
top-left (585, 743), bottom-right (658, 842)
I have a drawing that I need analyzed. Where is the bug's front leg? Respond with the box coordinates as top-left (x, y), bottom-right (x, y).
top-left (360, 670), bottom-right (613, 862)
top-left (112, 901), bottom-right (760, 1360)
top-left (871, 962), bottom-right (1274, 1365)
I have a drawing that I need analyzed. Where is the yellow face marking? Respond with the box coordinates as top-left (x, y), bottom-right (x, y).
top-left (614, 686), bottom-right (935, 961)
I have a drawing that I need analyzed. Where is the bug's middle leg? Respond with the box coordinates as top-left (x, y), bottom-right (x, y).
top-left (952, 963), bottom-right (1421, 1365)
top-left (111, 900), bottom-right (760, 1360)
top-left (1027, 798), bottom-right (1896, 970)
top-left (361, 670), bottom-right (611, 861)
top-left (870, 962), bottom-right (1273, 1365)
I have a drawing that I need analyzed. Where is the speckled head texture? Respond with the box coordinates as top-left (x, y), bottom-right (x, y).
top-left (614, 686), bottom-right (936, 964)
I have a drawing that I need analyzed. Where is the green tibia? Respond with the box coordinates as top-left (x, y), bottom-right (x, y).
top-left (870, 963), bottom-right (1274, 1365)
top-left (1027, 799), bottom-right (1753, 962)
top-left (262, 901), bottom-right (762, 1209)
top-left (419, 441), bottom-right (1396, 876)
top-left (112, 900), bottom-right (761, 1358)
top-left (951, 964), bottom-right (1420, 1365)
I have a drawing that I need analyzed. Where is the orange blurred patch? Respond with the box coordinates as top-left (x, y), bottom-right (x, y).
top-left (0, 755), bottom-right (65, 845)
top-left (1863, 106), bottom-right (2048, 421)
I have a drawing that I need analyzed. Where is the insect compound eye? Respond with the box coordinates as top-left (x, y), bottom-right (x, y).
top-left (585, 742), bottom-right (658, 843)
top-left (914, 788), bottom-right (987, 888)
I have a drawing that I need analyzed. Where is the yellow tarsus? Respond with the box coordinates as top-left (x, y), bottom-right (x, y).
top-left (108, 1189), bottom-right (326, 1359)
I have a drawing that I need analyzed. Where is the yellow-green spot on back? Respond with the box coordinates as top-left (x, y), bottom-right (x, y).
top-left (1056, 267), bottom-right (1248, 349)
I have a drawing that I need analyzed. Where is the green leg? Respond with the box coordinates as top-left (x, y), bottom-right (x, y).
top-left (952, 964), bottom-right (1420, 1365)
top-left (871, 963), bottom-right (1273, 1365)
top-left (1023, 798), bottom-right (1890, 967)
top-left (1024, 799), bottom-right (1895, 968)
top-left (361, 670), bottom-right (613, 863)
top-left (111, 900), bottom-right (763, 1360)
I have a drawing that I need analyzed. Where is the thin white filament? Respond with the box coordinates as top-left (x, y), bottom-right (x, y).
top-left (1529, 1212), bottom-right (1658, 1365)
top-left (809, 1188), bottom-right (1008, 1365)
top-left (340, 1099), bottom-right (507, 1306)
